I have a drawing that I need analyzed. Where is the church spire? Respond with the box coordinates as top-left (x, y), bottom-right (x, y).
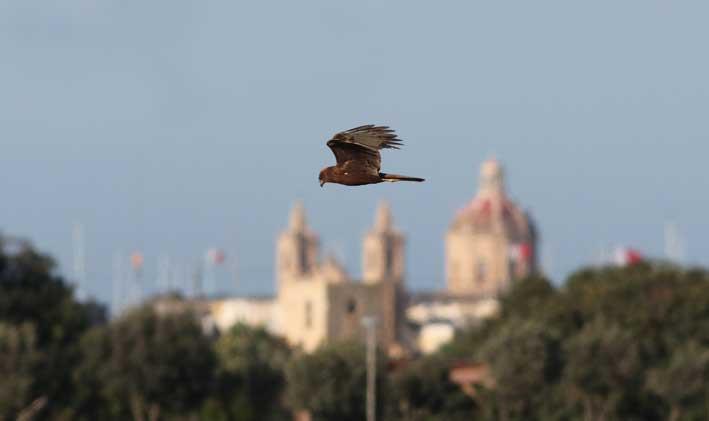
top-left (277, 200), bottom-right (319, 287)
top-left (289, 200), bottom-right (307, 232)
top-left (374, 201), bottom-right (393, 232)
top-left (363, 201), bottom-right (405, 284)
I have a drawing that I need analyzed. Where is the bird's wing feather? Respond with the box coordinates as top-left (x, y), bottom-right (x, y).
top-left (326, 141), bottom-right (376, 167)
top-left (326, 125), bottom-right (403, 170)
top-left (335, 125), bottom-right (403, 151)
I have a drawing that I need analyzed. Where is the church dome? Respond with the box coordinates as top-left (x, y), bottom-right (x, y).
top-left (451, 196), bottom-right (531, 239)
top-left (446, 159), bottom-right (538, 297)
top-left (450, 159), bottom-right (533, 241)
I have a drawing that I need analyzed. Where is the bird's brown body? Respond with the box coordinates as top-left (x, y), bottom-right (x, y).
top-left (320, 166), bottom-right (382, 186)
top-left (319, 125), bottom-right (425, 187)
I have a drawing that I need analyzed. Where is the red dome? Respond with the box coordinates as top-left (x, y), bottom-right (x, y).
top-left (451, 194), bottom-right (533, 241)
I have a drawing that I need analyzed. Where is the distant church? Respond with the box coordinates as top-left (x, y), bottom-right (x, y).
top-left (157, 158), bottom-right (538, 355)
top-left (276, 201), bottom-right (407, 355)
top-left (406, 158), bottom-right (538, 352)
top-left (446, 158), bottom-right (537, 296)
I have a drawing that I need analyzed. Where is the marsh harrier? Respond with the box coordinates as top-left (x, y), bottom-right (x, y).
top-left (319, 125), bottom-right (425, 187)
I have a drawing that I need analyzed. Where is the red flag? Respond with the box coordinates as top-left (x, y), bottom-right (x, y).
top-left (130, 252), bottom-right (144, 270)
top-left (206, 248), bottom-right (226, 265)
top-left (614, 247), bottom-right (643, 266)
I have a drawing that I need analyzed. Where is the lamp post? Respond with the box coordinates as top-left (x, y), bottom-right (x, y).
top-left (130, 252), bottom-right (144, 306)
top-left (361, 316), bottom-right (377, 421)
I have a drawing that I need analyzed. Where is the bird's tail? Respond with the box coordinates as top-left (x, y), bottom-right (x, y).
top-left (380, 173), bottom-right (425, 182)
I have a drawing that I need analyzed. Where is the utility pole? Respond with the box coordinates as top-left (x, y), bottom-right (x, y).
top-left (130, 252), bottom-right (144, 306)
top-left (664, 221), bottom-right (686, 264)
top-left (361, 316), bottom-right (377, 421)
top-left (157, 254), bottom-right (171, 294)
top-left (111, 251), bottom-right (123, 318)
top-left (193, 263), bottom-right (204, 298)
top-left (72, 222), bottom-right (86, 300)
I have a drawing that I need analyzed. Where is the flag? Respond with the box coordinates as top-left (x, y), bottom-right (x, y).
top-left (614, 247), bottom-right (643, 266)
top-left (508, 243), bottom-right (532, 262)
top-left (130, 252), bottom-right (144, 270)
top-left (206, 248), bottom-right (226, 265)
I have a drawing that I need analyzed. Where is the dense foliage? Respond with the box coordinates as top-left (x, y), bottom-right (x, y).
top-left (205, 323), bottom-right (292, 421)
top-left (2, 233), bottom-right (709, 420)
top-left (385, 355), bottom-right (475, 420)
top-left (0, 236), bottom-right (105, 420)
top-left (443, 265), bottom-right (709, 420)
top-left (73, 308), bottom-right (216, 420)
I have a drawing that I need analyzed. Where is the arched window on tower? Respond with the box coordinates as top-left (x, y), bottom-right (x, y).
top-left (346, 298), bottom-right (357, 314)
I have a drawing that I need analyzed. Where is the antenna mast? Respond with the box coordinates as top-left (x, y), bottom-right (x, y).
top-left (72, 222), bottom-right (86, 300)
top-left (664, 221), bottom-right (686, 264)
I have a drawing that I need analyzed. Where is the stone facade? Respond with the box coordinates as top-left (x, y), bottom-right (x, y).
top-left (275, 202), bottom-right (406, 354)
top-left (446, 158), bottom-right (537, 297)
top-left (206, 296), bottom-right (276, 332)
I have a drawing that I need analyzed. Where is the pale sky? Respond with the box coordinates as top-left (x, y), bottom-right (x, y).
top-left (1, 1), bottom-right (707, 306)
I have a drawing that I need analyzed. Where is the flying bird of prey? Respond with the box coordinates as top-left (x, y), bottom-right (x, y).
top-left (319, 125), bottom-right (425, 187)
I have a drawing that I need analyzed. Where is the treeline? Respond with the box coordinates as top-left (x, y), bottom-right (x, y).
top-left (2, 235), bottom-right (709, 420)
top-left (441, 265), bottom-right (709, 421)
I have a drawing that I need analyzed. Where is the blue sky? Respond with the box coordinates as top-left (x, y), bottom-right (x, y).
top-left (1, 1), bottom-right (707, 305)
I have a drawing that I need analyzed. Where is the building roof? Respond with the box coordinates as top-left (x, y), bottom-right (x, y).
top-left (319, 254), bottom-right (349, 283)
top-left (449, 158), bottom-right (534, 241)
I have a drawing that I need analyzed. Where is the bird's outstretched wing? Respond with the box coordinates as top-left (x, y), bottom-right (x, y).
top-left (326, 125), bottom-right (403, 170)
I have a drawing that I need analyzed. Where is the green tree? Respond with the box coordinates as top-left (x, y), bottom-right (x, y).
top-left (0, 235), bottom-right (105, 418)
top-left (560, 264), bottom-right (709, 420)
top-left (647, 341), bottom-right (709, 421)
top-left (562, 263), bottom-right (709, 343)
top-left (499, 275), bottom-right (556, 320)
top-left (0, 322), bottom-right (45, 419)
top-left (562, 319), bottom-right (646, 421)
top-left (386, 356), bottom-right (475, 421)
top-left (478, 319), bottom-right (562, 420)
top-left (439, 264), bottom-right (709, 420)
top-left (0, 237), bottom-right (104, 346)
top-left (204, 323), bottom-right (292, 421)
top-left (74, 307), bottom-right (215, 420)
top-left (442, 275), bottom-right (565, 360)
top-left (286, 341), bottom-right (386, 421)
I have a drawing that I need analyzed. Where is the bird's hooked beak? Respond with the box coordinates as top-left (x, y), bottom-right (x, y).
top-left (320, 180), bottom-right (325, 187)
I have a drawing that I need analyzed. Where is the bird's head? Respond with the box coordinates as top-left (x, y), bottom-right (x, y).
top-left (318, 168), bottom-right (327, 187)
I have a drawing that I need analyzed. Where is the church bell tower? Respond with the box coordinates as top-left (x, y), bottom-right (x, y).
top-left (362, 202), bottom-right (405, 284)
top-left (276, 201), bottom-right (319, 287)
